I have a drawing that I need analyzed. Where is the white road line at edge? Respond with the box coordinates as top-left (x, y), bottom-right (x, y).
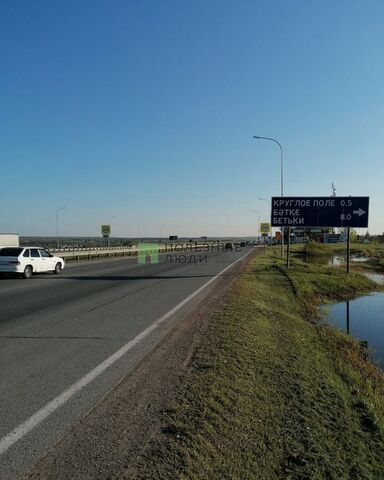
top-left (0, 249), bottom-right (253, 456)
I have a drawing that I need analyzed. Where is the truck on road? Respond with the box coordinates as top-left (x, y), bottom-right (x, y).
top-left (0, 233), bottom-right (20, 248)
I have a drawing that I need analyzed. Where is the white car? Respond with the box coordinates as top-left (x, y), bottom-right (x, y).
top-left (0, 247), bottom-right (65, 278)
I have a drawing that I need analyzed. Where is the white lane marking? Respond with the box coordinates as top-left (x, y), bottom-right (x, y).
top-left (0, 249), bottom-right (253, 456)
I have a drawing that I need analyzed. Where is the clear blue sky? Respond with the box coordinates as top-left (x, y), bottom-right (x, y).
top-left (1, 0), bottom-right (383, 237)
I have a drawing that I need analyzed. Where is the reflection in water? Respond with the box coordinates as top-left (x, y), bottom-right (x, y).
top-left (364, 272), bottom-right (384, 285)
top-left (346, 300), bottom-right (350, 334)
top-left (322, 293), bottom-right (384, 369)
top-left (296, 254), bottom-right (369, 267)
top-left (330, 255), bottom-right (345, 267)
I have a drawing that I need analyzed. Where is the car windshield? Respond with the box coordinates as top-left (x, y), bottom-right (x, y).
top-left (0, 248), bottom-right (23, 257)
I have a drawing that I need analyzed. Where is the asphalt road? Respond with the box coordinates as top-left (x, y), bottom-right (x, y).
top-left (0, 245), bottom-right (254, 479)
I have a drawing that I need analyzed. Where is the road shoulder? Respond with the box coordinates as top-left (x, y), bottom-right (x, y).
top-left (24, 248), bottom-right (255, 480)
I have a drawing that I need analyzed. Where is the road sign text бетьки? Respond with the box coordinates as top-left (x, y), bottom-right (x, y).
top-left (271, 197), bottom-right (369, 228)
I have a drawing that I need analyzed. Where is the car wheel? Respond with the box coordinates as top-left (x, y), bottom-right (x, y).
top-left (23, 265), bottom-right (33, 279)
top-left (54, 262), bottom-right (62, 274)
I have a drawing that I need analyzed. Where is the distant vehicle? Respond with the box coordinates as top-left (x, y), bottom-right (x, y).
top-left (291, 236), bottom-right (309, 244)
top-left (0, 247), bottom-right (65, 279)
top-left (325, 234), bottom-right (345, 244)
top-left (240, 241), bottom-right (246, 247)
top-left (224, 242), bottom-right (233, 251)
top-left (0, 233), bottom-right (19, 248)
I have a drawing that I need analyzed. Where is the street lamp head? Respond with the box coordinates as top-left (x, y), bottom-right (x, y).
top-left (253, 136), bottom-right (261, 139)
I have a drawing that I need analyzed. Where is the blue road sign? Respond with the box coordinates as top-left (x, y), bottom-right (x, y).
top-left (271, 197), bottom-right (369, 228)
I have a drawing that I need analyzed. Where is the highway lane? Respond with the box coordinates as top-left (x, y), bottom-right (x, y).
top-left (0, 245), bottom-right (254, 479)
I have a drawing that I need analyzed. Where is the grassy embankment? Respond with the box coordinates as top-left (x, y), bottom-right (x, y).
top-left (140, 252), bottom-right (384, 480)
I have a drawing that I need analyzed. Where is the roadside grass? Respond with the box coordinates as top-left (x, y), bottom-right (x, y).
top-left (139, 253), bottom-right (384, 480)
top-left (290, 242), bottom-right (384, 272)
top-left (280, 258), bottom-right (381, 317)
top-left (305, 241), bottom-right (332, 256)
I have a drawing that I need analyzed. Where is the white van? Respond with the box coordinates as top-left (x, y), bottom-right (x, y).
top-left (0, 247), bottom-right (65, 278)
top-left (0, 233), bottom-right (19, 248)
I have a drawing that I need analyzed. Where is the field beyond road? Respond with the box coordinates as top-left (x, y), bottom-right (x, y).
top-left (25, 252), bottom-right (384, 480)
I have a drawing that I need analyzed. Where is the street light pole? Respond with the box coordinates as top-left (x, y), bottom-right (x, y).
top-left (253, 136), bottom-right (284, 196)
top-left (251, 210), bottom-right (261, 236)
top-left (56, 207), bottom-right (66, 251)
top-left (253, 136), bottom-right (284, 258)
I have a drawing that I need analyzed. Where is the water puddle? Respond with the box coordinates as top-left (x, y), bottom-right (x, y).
top-left (295, 254), bottom-right (368, 267)
top-left (296, 254), bottom-right (384, 286)
top-left (321, 293), bottom-right (384, 369)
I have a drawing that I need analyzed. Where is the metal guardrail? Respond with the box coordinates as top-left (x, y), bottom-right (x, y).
top-left (53, 247), bottom-right (135, 261)
top-left (49, 242), bottom-right (225, 261)
top-left (50, 246), bottom-right (132, 253)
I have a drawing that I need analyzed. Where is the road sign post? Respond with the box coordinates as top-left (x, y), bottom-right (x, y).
top-left (271, 197), bottom-right (369, 272)
top-left (287, 227), bottom-right (291, 268)
top-left (101, 225), bottom-right (111, 247)
top-left (260, 223), bottom-right (271, 256)
top-left (347, 227), bottom-right (351, 274)
top-left (271, 197), bottom-right (369, 229)
top-left (101, 225), bottom-right (111, 236)
top-left (260, 223), bottom-right (271, 235)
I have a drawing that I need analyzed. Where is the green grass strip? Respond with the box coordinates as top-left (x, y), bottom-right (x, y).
top-left (143, 254), bottom-right (384, 480)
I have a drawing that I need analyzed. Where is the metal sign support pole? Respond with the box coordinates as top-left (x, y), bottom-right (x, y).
top-left (286, 227), bottom-right (291, 268)
top-left (281, 228), bottom-right (284, 258)
top-left (346, 227), bottom-right (351, 274)
top-left (264, 235), bottom-right (266, 256)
